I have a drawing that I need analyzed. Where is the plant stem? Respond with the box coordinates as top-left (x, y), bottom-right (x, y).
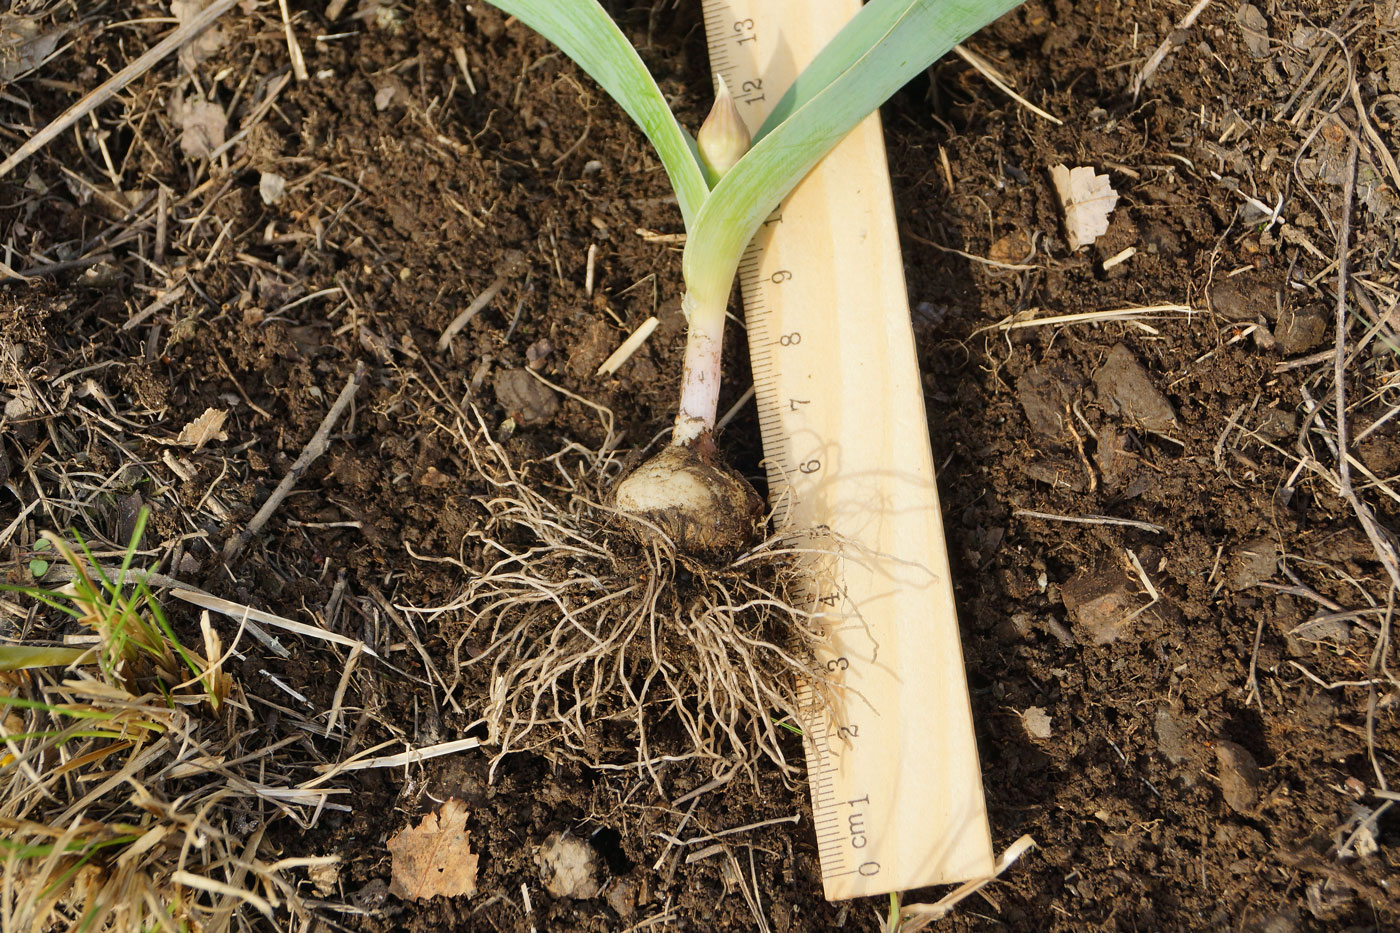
top-left (673, 290), bottom-right (725, 449)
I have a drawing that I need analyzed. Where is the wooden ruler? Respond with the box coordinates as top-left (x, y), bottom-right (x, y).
top-left (699, 0), bottom-right (994, 901)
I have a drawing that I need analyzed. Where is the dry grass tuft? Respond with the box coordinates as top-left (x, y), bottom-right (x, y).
top-left (0, 515), bottom-right (329, 931)
top-left (405, 409), bottom-right (835, 786)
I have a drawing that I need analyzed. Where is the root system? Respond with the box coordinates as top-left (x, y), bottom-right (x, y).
top-left (407, 408), bottom-right (834, 785)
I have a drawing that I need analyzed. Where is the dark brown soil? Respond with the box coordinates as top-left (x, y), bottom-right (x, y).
top-left (1, 0), bottom-right (1397, 930)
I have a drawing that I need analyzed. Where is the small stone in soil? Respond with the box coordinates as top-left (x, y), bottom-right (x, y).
top-left (1017, 368), bottom-right (1074, 437)
top-left (1209, 274), bottom-right (1277, 322)
top-left (1226, 536), bottom-right (1280, 590)
top-left (1235, 3), bottom-right (1270, 57)
top-left (536, 832), bottom-right (601, 900)
top-left (1059, 561), bottom-right (1162, 644)
top-left (1213, 740), bottom-right (1262, 814)
top-left (1274, 304), bottom-right (1329, 355)
top-left (1093, 344), bottom-right (1178, 434)
top-left (493, 368), bottom-right (559, 425)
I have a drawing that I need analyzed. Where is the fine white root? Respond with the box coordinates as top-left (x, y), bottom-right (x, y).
top-left (410, 410), bottom-right (834, 785)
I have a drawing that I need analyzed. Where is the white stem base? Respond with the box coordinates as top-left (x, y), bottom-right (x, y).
top-left (673, 291), bottom-right (724, 446)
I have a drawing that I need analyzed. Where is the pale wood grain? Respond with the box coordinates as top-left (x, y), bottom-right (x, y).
top-left (701, 0), bottom-right (994, 899)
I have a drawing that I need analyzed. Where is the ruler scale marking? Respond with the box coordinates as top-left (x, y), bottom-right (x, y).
top-left (698, 0), bottom-right (993, 901)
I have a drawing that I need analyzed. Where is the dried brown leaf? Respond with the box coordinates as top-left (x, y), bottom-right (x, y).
top-left (1051, 164), bottom-right (1118, 250)
top-left (387, 799), bottom-right (479, 901)
top-left (171, 0), bottom-right (227, 68)
top-left (0, 14), bottom-right (63, 81)
top-left (170, 90), bottom-right (227, 160)
top-left (176, 408), bottom-right (228, 451)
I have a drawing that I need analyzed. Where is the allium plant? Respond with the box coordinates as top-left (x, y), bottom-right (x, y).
top-left (483, 0), bottom-right (1024, 552)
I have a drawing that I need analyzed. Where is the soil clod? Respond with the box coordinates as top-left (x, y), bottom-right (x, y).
top-left (1214, 740), bottom-right (1263, 814)
top-left (536, 832), bottom-right (602, 900)
top-left (1092, 344), bottom-right (1178, 434)
top-left (493, 367), bottom-right (559, 425)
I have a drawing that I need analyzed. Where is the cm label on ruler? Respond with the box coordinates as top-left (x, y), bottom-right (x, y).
top-left (702, 9), bottom-right (772, 106)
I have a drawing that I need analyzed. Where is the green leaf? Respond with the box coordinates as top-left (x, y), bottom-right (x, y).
top-left (0, 645), bottom-right (87, 671)
top-left (480, 0), bottom-right (709, 227)
top-left (683, 0), bottom-right (1024, 308)
top-left (29, 540), bottom-right (51, 578)
top-left (752, 0), bottom-right (1006, 141)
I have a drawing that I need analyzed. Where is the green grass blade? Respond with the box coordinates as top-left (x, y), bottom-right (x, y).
top-left (144, 585), bottom-right (209, 695)
top-left (73, 531), bottom-right (114, 591)
top-left (0, 834), bottom-right (142, 863)
top-left (0, 696), bottom-right (118, 721)
top-left (0, 585), bottom-right (85, 620)
top-left (481, 0), bottom-right (709, 227)
top-left (3, 729), bottom-right (130, 743)
top-left (684, 0), bottom-right (1024, 307)
top-left (0, 645), bottom-right (88, 671)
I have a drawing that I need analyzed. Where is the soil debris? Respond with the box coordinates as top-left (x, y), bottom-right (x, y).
top-left (170, 88), bottom-right (226, 160)
top-left (1273, 304), bottom-right (1329, 355)
top-left (1235, 4), bottom-right (1270, 57)
top-left (1154, 708), bottom-right (1194, 767)
top-left (174, 406), bottom-right (228, 450)
top-left (1016, 368), bottom-right (1075, 438)
top-left (605, 878), bottom-right (639, 919)
top-left (1050, 164), bottom-right (1118, 250)
top-left (1226, 536), bottom-right (1280, 590)
top-left (0, 13), bottom-right (61, 79)
top-left (1092, 344), bottom-right (1178, 434)
top-left (258, 170), bottom-right (287, 205)
top-left (492, 368), bottom-right (558, 425)
top-left (535, 832), bottom-right (601, 900)
top-left (1209, 273), bottom-right (1278, 323)
top-left (1213, 740), bottom-right (1263, 814)
top-left (1019, 459), bottom-right (1091, 493)
top-left (1059, 560), bottom-right (1165, 645)
top-left (1020, 706), bottom-right (1053, 740)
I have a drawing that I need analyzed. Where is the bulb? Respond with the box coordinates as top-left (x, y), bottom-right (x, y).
top-left (613, 444), bottom-right (763, 555)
